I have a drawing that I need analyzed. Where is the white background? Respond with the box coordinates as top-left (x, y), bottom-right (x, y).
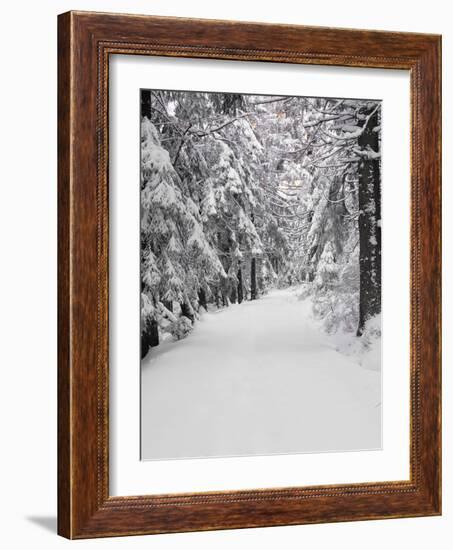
top-left (110, 56), bottom-right (409, 495)
top-left (0, 0), bottom-right (450, 548)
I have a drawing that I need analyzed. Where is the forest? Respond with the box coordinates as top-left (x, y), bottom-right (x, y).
top-left (140, 89), bottom-right (381, 359)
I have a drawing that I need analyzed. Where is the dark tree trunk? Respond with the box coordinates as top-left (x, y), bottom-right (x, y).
top-left (373, 141), bottom-right (382, 311)
top-left (230, 284), bottom-right (237, 304)
top-left (141, 89), bottom-right (151, 119)
top-left (215, 290), bottom-right (221, 309)
top-left (198, 288), bottom-right (207, 311)
top-left (237, 267), bottom-right (244, 304)
top-left (141, 318), bottom-right (159, 358)
top-left (250, 257), bottom-right (257, 300)
top-left (357, 106), bottom-right (381, 335)
top-left (163, 300), bottom-right (173, 313)
top-left (180, 302), bottom-right (194, 323)
top-left (250, 212), bottom-right (257, 300)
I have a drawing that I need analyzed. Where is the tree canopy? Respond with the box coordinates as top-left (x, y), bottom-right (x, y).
top-left (140, 90), bottom-right (381, 356)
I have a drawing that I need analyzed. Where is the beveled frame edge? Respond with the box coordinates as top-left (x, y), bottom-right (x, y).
top-left (57, 10), bottom-right (441, 539)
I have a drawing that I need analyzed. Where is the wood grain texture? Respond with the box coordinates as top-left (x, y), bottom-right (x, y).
top-left (57, 10), bottom-right (441, 539)
top-left (57, 11), bottom-right (72, 538)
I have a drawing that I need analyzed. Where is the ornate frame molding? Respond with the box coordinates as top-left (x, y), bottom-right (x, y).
top-left (58, 11), bottom-right (441, 538)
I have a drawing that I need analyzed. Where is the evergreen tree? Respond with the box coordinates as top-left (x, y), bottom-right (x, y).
top-left (140, 90), bottom-right (382, 352)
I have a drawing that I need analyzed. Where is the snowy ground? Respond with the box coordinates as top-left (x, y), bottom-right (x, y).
top-left (141, 288), bottom-right (381, 460)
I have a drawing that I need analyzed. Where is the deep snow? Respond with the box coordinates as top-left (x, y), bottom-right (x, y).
top-left (141, 288), bottom-right (381, 460)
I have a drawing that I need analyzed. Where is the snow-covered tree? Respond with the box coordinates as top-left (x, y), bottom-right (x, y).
top-left (140, 89), bottom-right (381, 354)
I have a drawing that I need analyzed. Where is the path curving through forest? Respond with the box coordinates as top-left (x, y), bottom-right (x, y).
top-left (141, 288), bottom-right (381, 460)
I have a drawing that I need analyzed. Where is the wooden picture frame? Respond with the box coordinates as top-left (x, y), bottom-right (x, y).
top-left (58, 10), bottom-right (441, 539)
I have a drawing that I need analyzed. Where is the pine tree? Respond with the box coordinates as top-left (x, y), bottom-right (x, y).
top-left (139, 90), bottom-right (382, 349)
top-left (356, 104), bottom-right (381, 334)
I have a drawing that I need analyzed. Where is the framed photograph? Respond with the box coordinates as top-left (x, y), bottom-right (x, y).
top-left (58, 11), bottom-right (441, 539)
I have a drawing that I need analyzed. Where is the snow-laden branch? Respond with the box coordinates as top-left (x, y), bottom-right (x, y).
top-left (305, 98), bottom-right (345, 115)
top-left (303, 113), bottom-right (351, 128)
top-left (319, 103), bottom-right (380, 142)
top-left (250, 97), bottom-right (294, 106)
top-left (191, 113), bottom-right (256, 137)
top-left (172, 124), bottom-right (193, 166)
top-left (306, 144), bottom-right (350, 166)
top-left (351, 146), bottom-right (381, 160)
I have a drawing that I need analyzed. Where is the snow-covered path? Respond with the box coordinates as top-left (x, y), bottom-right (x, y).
top-left (141, 288), bottom-right (381, 460)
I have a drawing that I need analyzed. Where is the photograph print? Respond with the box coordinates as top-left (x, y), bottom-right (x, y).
top-left (140, 89), bottom-right (382, 460)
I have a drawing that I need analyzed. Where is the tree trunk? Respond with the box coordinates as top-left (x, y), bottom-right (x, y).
top-left (249, 212), bottom-right (257, 300)
top-left (163, 300), bottom-right (173, 313)
top-left (180, 302), bottom-right (194, 323)
top-left (357, 106), bottom-right (381, 335)
top-left (250, 257), bottom-right (257, 300)
top-left (141, 89), bottom-right (151, 119)
top-left (198, 288), bottom-right (207, 311)
top-left (237, 267), bottom-right (244, 304)
top-left (141, 318), bottom-right (159, 358)
top-left (230, 284), bottom-right (237, 304)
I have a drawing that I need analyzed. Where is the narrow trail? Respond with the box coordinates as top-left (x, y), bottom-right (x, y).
top-left (141, 288), bottom-right (381, 460)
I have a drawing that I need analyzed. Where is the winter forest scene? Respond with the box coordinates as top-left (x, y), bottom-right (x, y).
top-left (140, 89), bottom-right (382, 460)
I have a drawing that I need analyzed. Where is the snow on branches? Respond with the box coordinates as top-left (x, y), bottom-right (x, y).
top-left (140, 90), bottom-right (381, 356)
